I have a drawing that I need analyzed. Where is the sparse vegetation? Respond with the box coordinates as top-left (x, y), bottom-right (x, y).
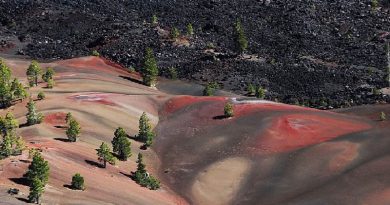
top-left (141, 48), bottom-right (159, 87)
top-left (138, 112), bottom-right (155, 148)
top-left (65, 112), bottom-right (73, 124)
top-left (235, 19), bottom-right (248, 54)
top-left (47, 78), bottom-right (55, 89)
top-left (42, 67), bottom-right (55, 82)
top-left (112, 127), bottom-right (132, 161)
top-left (28, 176), bottom-right (45, 204)
top-left (380, 112), bottom-right (386, 121)
top-left (71, 173), bottom-right (85, 190)
top-left (97, 142), bottom-right (116, 168)
top-left (151, 14), bottom-right (158, 26)
top-left (247, 84), bottom-right (256, 96)
top-left (371, 0), bottom-right (379, 9)
top-left (168, 67), bottom-right (178, 80)
top-left (187, 23), bottom-right (194, 36)
top-left (91, 50), bottom-right (100, 57)
top-left (26, 60), bottom-right (42, 87)
top-left (66, 118), bottom-right (81, 142)
top-left (133, 153), bottom-right (160, 190)
top-left (203, 82), bottom-right (219, 96)
top-left (0, 112), bottom-right (24, 159)
top-left (256, 86), bottom-right (266, 99)
top-left (224, 102), bottom-right (234, 118)
top-left (42, 67), bottom-right (55, 88)
top-left (26, 152), bottom-right (49, 204)
top-left (37, 91), bottom-right (45, 100)
top-left (171, 27), bottom-right (180, 40)
top-left (26, 98), bottom-right (44, 125)
top-left (0, 59), bottom-right (28, 107)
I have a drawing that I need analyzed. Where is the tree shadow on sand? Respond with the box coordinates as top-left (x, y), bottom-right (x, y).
top-left (16, 197), bottom-right (30, 203)
top-left (18, 123), bottom-right (30, 129)
top-left (53, 138), bottom-right (71, 142)
top-left (213, 115), bottom-right (227, 120)
top-left (84, 160), bottom-right (104, 168)
top-left (119, 75), bottom-right (143, 84)
top-left (9, 177), bottom-right (29, 186)
top-left (54, 125), bottom-right (68, 129)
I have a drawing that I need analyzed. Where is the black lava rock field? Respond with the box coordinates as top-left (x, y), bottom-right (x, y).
top-left (1, 0), bottom-right (390, 108)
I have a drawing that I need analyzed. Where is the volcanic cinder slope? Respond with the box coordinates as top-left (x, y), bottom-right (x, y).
top-left (0, 56), bottom-right (389, 205)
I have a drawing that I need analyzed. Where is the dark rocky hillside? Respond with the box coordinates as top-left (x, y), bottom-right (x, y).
top-left (1, 0), bottom-right (390, 108)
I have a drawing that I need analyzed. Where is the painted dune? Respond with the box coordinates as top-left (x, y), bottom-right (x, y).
top-left (0, 56), bottom-right (389, 205)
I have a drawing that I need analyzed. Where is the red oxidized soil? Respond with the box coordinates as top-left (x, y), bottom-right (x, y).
top-left (58, 57), bottom-right (142, 80)
top-left (163, 96), bottom-right (227, 114)
top-left (250, 113), bottom-right (372, 154)
top-left (44, 112), bottom-right (67, 125)
top-left (233, 103), bottom-right (311, 117)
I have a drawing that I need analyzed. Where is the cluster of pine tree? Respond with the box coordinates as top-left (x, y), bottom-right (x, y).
top-left (0, 113), bottom-right (25, 158)
top-left (133, 153), bottom-right (160, 190)
top-left (0, 59), bottom-right (28, 108)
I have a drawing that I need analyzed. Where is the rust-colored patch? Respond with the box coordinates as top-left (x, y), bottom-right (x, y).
top-left (249, 113), bottom-right (372, 154)
top-left (162, 96), bottom-right (227, 114)
top-left (44, 112), bottom-right (67, 125)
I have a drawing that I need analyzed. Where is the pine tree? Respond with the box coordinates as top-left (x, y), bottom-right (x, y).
top-left (235, 19), bottom-right (248, 54)
top-left (26, 60), bottom-right (42, 87)
top-left (46, 78), bottom-right (54, 89)
top-left (26, 98), bottom-right (44, 125)
top-left (71, 173), bottom-right (85, 190)
top-left (247, 84), bottom-right (256, 96)
top-left (0, 113), bottom-right (24, 158)
top-left (142, 48), bottom-right (159, 87)
top-left (380, 112), bottom-right (386, 121)
top-left (1, 112), bottom-right (19, 136)
top-left (0, 59), bottom-right (12, 108)
top-left (26, 152), bottom-right (50, 185)
top-left (134, 153), bottom-right (147, 184)
top-left (151, 14), bottom-right (158, 26)
top-left (37, 91), bottom-right (45, 100)
top-left (28, 176), bottom-right (44, 204)
top-left (41, 68), bottom-right (55, 83)
top-left (171, 27), bottom-right (180, 39)
top-left (256, 87), bottom-right (266, 99)
top-left (112, 127), bottom-right (132, 161)
top-left (66, 119), bottom-right (81, 142)
top-left (97, 142), bottom-right (116, 168)
top-left (65, 112), bottom-right (73, 124)
top-left (13, 136), bottom-right (26, 155)
top-left (133, 153), bottom-right (161, 190)
top-left (11, 78), bottom-right (27, 101)
top-left (187, 23), bottom-right (194, 36)
top-left (203, 82), bottom-right (219, 96)
top-left (224, 102), bottom-right (234, 118)
top-left (0, 134), bottom-right (12, 158)
top-left (144, 131), bottom-right (155, 148)
top-left (138, 112), bottom-right (155, 144)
